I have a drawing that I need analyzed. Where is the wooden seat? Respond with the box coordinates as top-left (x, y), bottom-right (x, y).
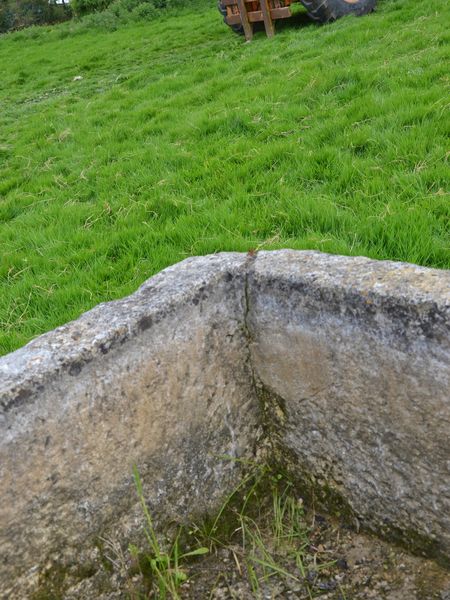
top-left (223, 0), bottom-right (293, 40)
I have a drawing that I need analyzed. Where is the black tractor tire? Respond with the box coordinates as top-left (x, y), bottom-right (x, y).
top-left (300, 0), bottom-right (376, 23)
top-left (218, 0), bottom-right (245, 35)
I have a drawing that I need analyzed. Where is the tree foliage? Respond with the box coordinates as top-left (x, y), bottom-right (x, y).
top-left (0, 0), bottom-right (71, 33)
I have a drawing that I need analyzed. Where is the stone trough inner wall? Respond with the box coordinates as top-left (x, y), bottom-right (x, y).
top-left (0, 250), bottom-right (449, 596)
top-left (247, 252), bottom-right (450, 560)
top-left (0, 254), bottom-right (261, 598)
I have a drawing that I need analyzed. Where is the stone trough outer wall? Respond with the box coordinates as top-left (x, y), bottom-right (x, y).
top-left (0, 250), bottom-right (449, 597)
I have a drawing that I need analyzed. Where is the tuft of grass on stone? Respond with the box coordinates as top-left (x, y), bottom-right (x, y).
top-left (190, 461), bottom-right (324, 598)
top-left (126, 460), bottom-right (333, 598)
top-left (127, 465), bottom-right (209, 599)
top-left (110, 460), bottom-right (450, 598)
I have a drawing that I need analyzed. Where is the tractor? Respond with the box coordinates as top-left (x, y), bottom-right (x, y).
top-left (218, 0), bottom-right (376, 40)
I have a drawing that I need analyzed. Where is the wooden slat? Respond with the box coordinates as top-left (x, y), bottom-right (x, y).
top-left (222, 0), bottom-right (296, 5)
top-left (222, 0), bottom-right (255, 6)
top-left (236, 0), bottom-right (253, 40)
top-left (226, 6), bottom-right (291, 24)
top-left (270, 6), bottom-right (291, 17)
top-left (260, 0), bottom-right (274, 37)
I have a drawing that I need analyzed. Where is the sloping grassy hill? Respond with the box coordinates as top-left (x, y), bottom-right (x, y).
top-left (0, 0), bottom-right (449, 354)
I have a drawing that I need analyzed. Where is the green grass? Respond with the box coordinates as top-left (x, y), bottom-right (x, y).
top-left (128, 465), bottom-right (209, 599)
top-left (120, 461), bottom-right (325, 598)
top-left (0, 0), bottom-right (449, 355)
top-left (122, 461), bottom-right (349, 598)
top-left (193, 462), bottom-right (319, 598)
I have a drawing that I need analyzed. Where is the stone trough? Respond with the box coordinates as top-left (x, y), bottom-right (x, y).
top-left (0, 250), bottom-right (449, 597)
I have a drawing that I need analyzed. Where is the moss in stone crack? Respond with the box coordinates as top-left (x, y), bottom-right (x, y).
top-left (377, 522), bottom-right (450, 570)
top-left (256, 385), bottom-right (288, 440)
top-left (254, 385), bottom-right (357, 528)
top-left (30, 565), bottom-right (68, 600)
top-left (191, 460), bottom-right (308, 549)
top-left (94, 536), bottom-right (114, 574)
top-left (270, 444), bottom-right (450, 569)
top-left (30, 559), bottom-right (98, 599)
top-left (269, 446), bottom-right (358, 524)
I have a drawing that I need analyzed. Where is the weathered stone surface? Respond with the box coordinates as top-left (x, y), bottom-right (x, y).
top-left (0, 250), bottom-right (449, 597)
top-left (0, 253), bottom-right (261, 598)
top-left (247, 250), bottom-right (450, 562)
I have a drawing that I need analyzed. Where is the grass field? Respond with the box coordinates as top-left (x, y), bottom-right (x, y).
top-left (0, 0), bottom-right (449, 355)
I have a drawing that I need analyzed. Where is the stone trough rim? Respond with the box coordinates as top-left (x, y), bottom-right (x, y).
top-left (1, 250), bottom-right (448, 402)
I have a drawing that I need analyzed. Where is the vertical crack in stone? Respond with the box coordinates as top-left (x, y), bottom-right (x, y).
top-left (242, 254), bottom-right (257, 391)
top-left (2, 250), bottom-right (449, 594)
top-left (242, 254), bottom-right (276, 464)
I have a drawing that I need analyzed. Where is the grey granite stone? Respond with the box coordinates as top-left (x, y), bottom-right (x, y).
top-left (247, 250), bottom-right (450, 562)
top-left (0, 253), bottom-right (261, 598)
top-left (0, 250), bottom-right (449, 596)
